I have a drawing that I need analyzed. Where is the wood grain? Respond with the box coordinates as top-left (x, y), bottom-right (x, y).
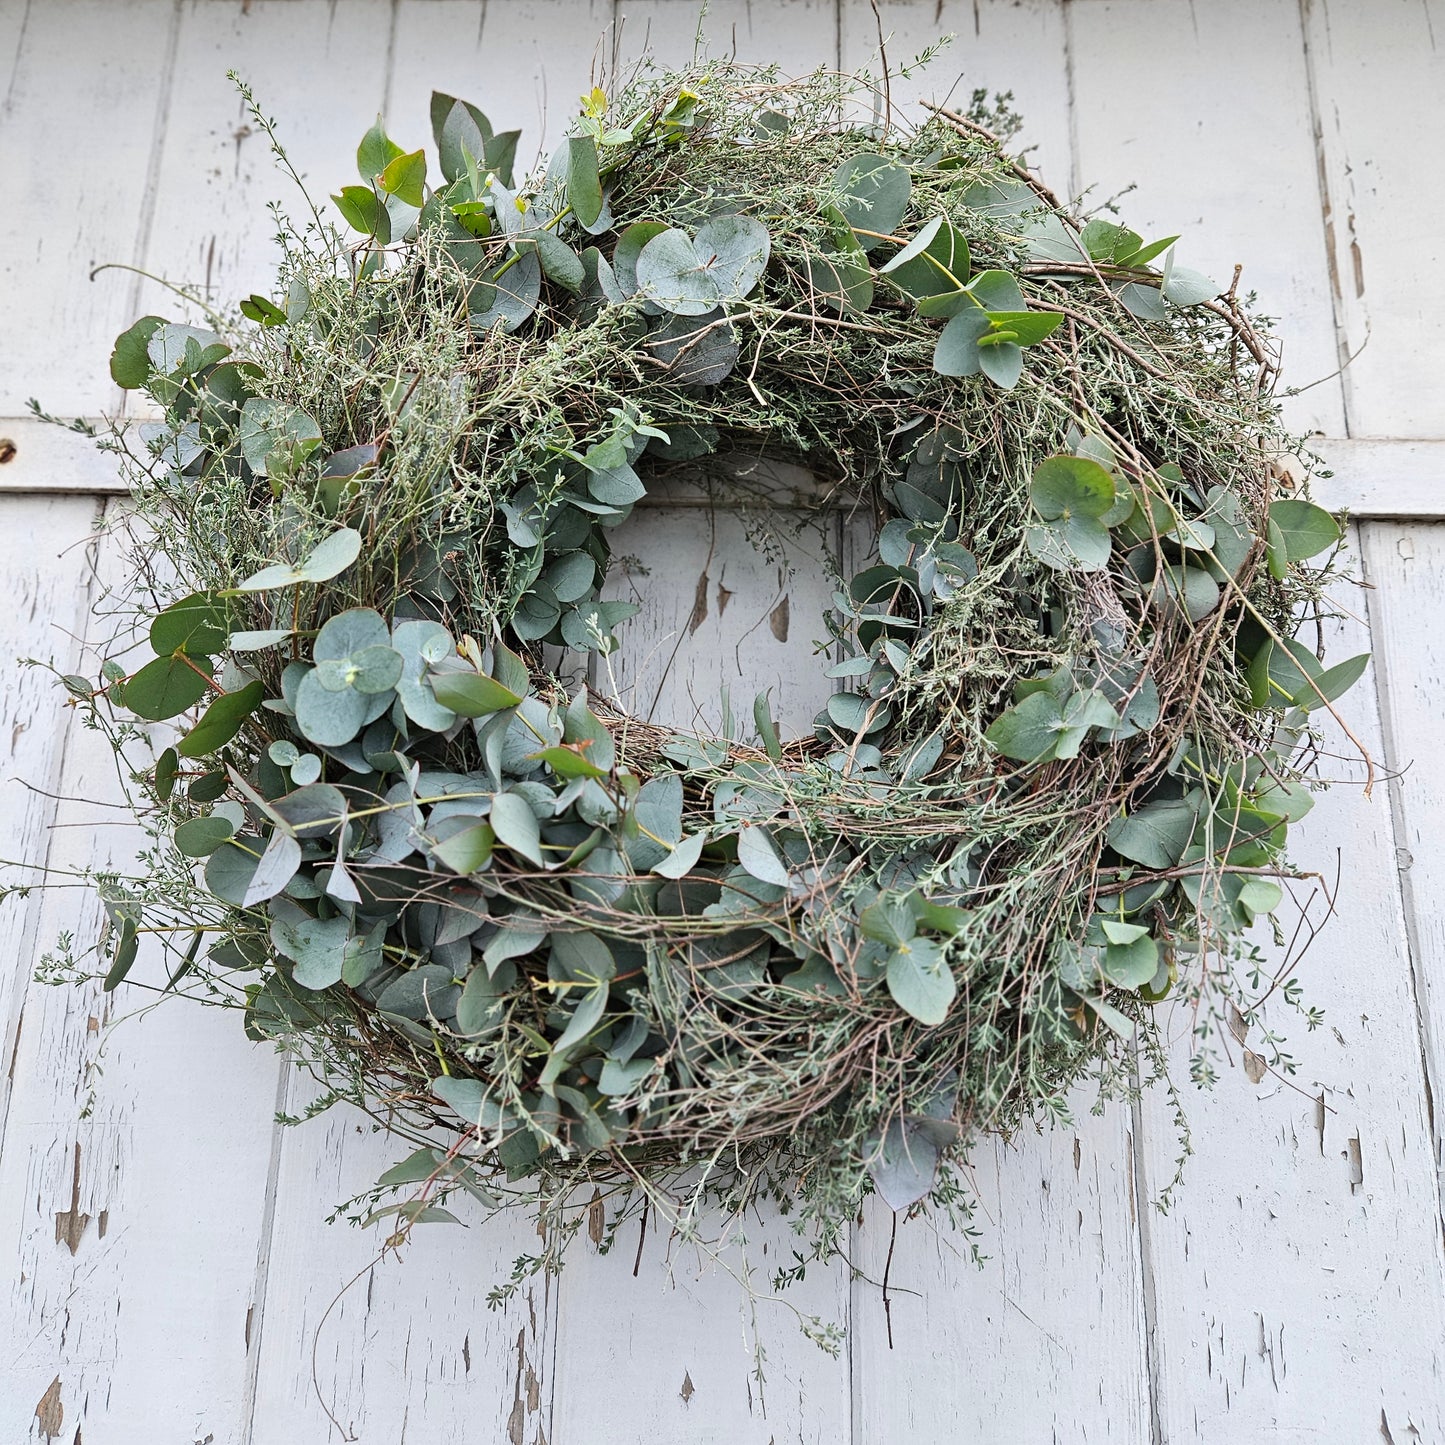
top-left (1067, 0), bottom-right (1347, 438)
top-left (0, 506), bottom-right (281, 1442)
top-left (1135, 532), bottom-right (1445, 1442)
top-left (1360, 521), bottom-right (1445, 1179)
top-left (1304, 0), bottom-right (1445, 438)
top-left (0, 0), bottom-right (180, 417)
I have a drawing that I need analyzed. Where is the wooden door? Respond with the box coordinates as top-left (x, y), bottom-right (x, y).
top-left (2, 3), bottom-right (1444, 1440)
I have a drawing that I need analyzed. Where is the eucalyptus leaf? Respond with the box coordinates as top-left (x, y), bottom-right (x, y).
top-left (736, 825), bottom-right (789, 887)
top-left (868, 1115), bottom-right (942, 1211)
top-left (886, 937), bottom-right (955, 1026)
top-left (241, 829), bottom-right (303, 907)
top-left (124, 654), bottom-right (214, 721)
top-left (831, 154), bottom-right (911, 246)
top-left (491, 791), bottom-right (545, 866)
top-left (237, 528), bottom-right (362, 591)
top-left (1107, 797), bottom-right (1200, 869)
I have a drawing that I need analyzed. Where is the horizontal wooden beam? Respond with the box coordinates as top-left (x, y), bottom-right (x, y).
top-left (0, 416), bottom-right (1440, 518)
top-left (1311, 438), bottom-right (1445, 518)
top-left (0, 416), bottom-right (125, 494)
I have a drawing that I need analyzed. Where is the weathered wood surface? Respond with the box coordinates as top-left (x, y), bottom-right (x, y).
top-left (2, 2), bottom-right (1445, 1441)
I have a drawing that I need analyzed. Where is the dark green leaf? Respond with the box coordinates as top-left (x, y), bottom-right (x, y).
top-left (433, 821), bottom-right (496, 874)
top-left (879, 215), bottom-right (970, 298)
top-left (357, 121), bottom-right (403, 180)
top-left (566, 135), bottom-right (604, 229)
top-left (123, 654), bottom-right (213, 721)
top-left (103, 914), bottom-right (140, 992)
top-left (240, 293), bottom-right (288, 326)
top-left (150, 591), bottom-right (229, 657)
top-left (1268, 499), bottom-right (1342, 565)
top-left (429, 670), bottom-right (523, 716)
top-left (177, 680), bottom-right (264, 758)
top-left (110, 315), bottom-right (164, 389)
top-left (436, 95), bottom-right (490, 182)
top-left (154, 746), bottom-right (179, 802)
top-left (1107, 797), bottom-right (1200, 869)
top-left (332, 185), bottom-right (391, 242)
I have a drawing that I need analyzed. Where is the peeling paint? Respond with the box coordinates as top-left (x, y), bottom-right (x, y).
top-left (687, 570), bottom-right (709, 634)
top-left (53, 1142), bottom-right (90, 1256)
top-left (769, 592), bottom-right (789, 642)
top-left (34, 1376), bottom-right (62, 1441)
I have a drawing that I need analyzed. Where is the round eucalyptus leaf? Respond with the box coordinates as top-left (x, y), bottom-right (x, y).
top-left (1161, 262), bottom-right (1218, 306)
top-left (469, 246), bottom-right (541, 333)
top-left (636, 228), bottom-right (718, 316)
top-left (1150, 564), bottom-right (1222, 622)
top-left (291, 752), bottom-right (323, 785)
top-left (511, 586), bottom-right (562, 642)
top-left (646, 310), bottom-right (741, 385)
top-left (124, 654), bottom-right (214, 721)
top-left (543, 551), bottom-right (597, 604)
top-left (1030, 456), bottom-right (1117, 520)
top-left (295, 667), bottom-right (371, 746)
top-left (151, 592), bottom-right (230, 657)
top-left (613, 220), bottom-right (670, 296)
top-left (1026, 519), bottom-right (1112, 572)
top-left (967, 269), bottom-right (1026, 313)
top-left (977, 339), bottom-right (1024, 389)
top-left (315, 608), bottom-right (390, 661)
top-left (886, 937), bottom-right (955, 1025)
top-left (694, 213), bottom-right (771, 299)
top-left (204, 836), bottom-right (262, 905)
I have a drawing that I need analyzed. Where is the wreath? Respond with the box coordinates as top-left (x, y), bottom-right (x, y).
top-left (62, 59), bottom-right (1361, 1274)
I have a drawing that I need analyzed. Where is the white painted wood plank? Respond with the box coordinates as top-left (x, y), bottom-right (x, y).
top-left (1304, 0), bottom-right (1445, 438)
top-left (1135, 527), bottom-right (1445, 1441)
top-left (549, 1206), bottom-right (853, 1445)
top-left (852, 1114), bottom-right (1152, 1443)
top-left (614, 0), bottom-right (841, 72)
top-left (599, 496), bottom-right (844, 736)
top-left (1360, 521), bottom-right (1445, 1178)
top-left (137, 0), bottom-right (401, 325)
top-left (1066, 0), bottom-right (1346, 438)
top-left (246, 1073), bottom-right (556, 1445)
top-left (0, 496), bottom-right (106, 1132)
top-left (0, 416), bottom-right (127, 493)
top-left (1312, 438), bottom-right (1445, 518)
top-left (839, 0), bottom-right (1072, 192)
top-left (0, 0), bottom-right (181, 416)
top-left (0, 508), bottom-right (282, 1443)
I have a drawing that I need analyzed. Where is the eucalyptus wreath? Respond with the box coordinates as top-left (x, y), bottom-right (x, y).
top-left (47, 57), bottom-right (1361, 1294)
